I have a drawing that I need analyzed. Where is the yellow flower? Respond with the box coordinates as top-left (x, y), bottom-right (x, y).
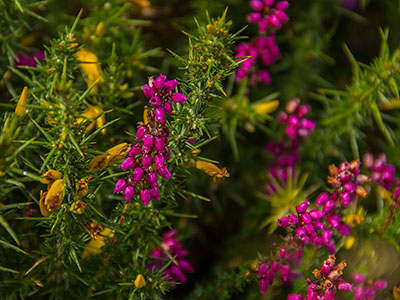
top-left (15, 86), bottom-right (28, 117)
top-left (106, 143), bottom-right (131, 164)
top-left (134, 274), bottom-right (146, 288)
top-left (192, 160), bottom-right (229, 183)
top-left (76, 178), bottom-right (89, 198)
top-left (89, 154), bottom-right (109, 172)
top-left (77, 104), bottom-right (106, 134)
top-left (252, 100), bottom-right (279, 116)
top-left (40, 169), bottom-right (62, 189)
top-left (82, 227), bottom-right (115, 258)
top-left (394, 284), bottom-right (400, 300)
top-left (344, 235), bottom-right (356, 250)
top-left (39, 179), bottom-right (64, 216)
top-left (95, 22), bottom-right (105, 36)
top-left (76, 49), bottom-right (104, 94)
top-left (70, 200), bottom-right (87, 214)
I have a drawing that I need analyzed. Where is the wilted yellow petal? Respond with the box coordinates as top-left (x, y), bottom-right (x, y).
top-left (76, 178), bottom-right (89, 198)
top-left (253, 100), bottom-right (279, 115)
top-left (82, 227), bottom-right (115, 259)
top-left (39, 190), bottom-right (51, 217)
top-left (135, 274), bottom-right (146, 288)
top-left (76, 49), bottom-right (104, 94)
top-left (70, 200), bottom-right (87, 214)
top-left (15, 86), bottom-right (28, 117)
top-left (44, 179), bottom-right (64, 213)
top-left (106, 143), bottom-right (131, 164)
top-left (40, 169), bottom-right (62, 185)
top-left (89, 154), bottom-right (109, 172)
top-left (394, 285), bottom-right (400, 300)
top-left (77, 104), bottom-right (106, 133)
top-left (194, 160), bottom-right (229, 183)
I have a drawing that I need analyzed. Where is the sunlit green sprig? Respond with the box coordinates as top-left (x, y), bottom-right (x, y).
top-left (313, 29), bottom-right (400, 158)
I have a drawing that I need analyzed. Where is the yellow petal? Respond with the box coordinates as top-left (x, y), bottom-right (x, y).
top-left (89, 154), bottom-right (109, 172)
top-left (39, 191), bottom-right (51, 217)
top-left (70, 200), bottom-right (87, 214)
top-left (106, 143), bottom-right (131, 164)
top-left (95, 22), bottom-right (105, 36)
top-left (15, 86), bottom-right (28, 117)
top-left (75, 179), bottom-right (89, 198)
top-left (135, 274), bottom-right (146, 288)
top-left (253, 100), bottom-right (279, 115)
top-left (44, 179), bottom-right (64, 213)
top-left (394, 284), bottom-right (400, 300)
top-left (82, 227), bottom-right (115, 259)
top-left (194, 160), bottom-right (230, 182)
top-left (344, 235), bottom-right (355, 250)
top-left (129, 0), bottom-right (151, 9)
top-left (76, 49), bottom-right (104, 93)
top-left (40, 169), bottom-right (62, 184)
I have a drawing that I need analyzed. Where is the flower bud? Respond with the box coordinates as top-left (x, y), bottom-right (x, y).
top-left (143, 133), bottom-right (154, 149)
top-left (150, 186), bottom-right (160, 201)
top-left (171, 93), bottom-right (187, 103)
top-left (164, 79), bottom-right (178, 92)
top-left (142, 84), bottom-right (155, 97)
top-left (120, 157), bottom-right (135, 171)
top-left (140, 189), bottom-right (151, 205)
top-left (132, 167), bottom-right (144, 183)
top-left (136, 126), bottom-right (147, 140)
top-left (124, 185), bottom-right (135, 201)
top-left (154, 74), bottom-right (166, 89)
top-left (296, 200), bottom-right (310, 214)
top-left (114, 178), bottom-right (127, 193)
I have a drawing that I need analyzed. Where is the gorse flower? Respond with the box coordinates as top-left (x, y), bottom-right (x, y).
top-left (114, 74), bottom-right (187, 205)
top-left (190, 160), bottom-right (230, 183)
top-left (77, 104), bottom-right (106, 134)
top-left (15, 86), bottom-right (29, 117)
top-left (39, 179), bottom-right (65, 216)
top-left (76, 49), bottom-right (104, 94)
top-left (82, 227), bottom-right (114, 258)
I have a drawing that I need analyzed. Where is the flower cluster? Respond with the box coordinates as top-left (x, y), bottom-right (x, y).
top-left (363, 153), bottom-right (396, 190)
top-left (258, 237), bottom-right (302, 293)
top-left (289, 255), bottom-right (353, 300)
top-left (248, 0), bottom-right (289, 32)
top-left (235, 35), bottom-right (280, 85)
top-left (352, 273), bottom-right (387, 300)
top-left (278, 200), bottom-right (335, 252)
top-left (149, 230), bottom-right (193, 285)
top-left (315, 161), bottom-right (369, 252)
top-left (265, 139), bottom-right (299, 194)
top-left (15, 50), bottom-right (45, 67)
top-left (235, 0), bottom-right (290, 85)
top-left (114, 74), bottom-right (187, 205)
top-left (278, 98), bottom-right (315, 139)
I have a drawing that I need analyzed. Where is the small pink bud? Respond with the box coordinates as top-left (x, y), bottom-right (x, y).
top-left (275, 1), bottom-right (289, 10)
top-left (171, 92), bottom-right (187, 103)
top-left (132, 167), bottom-right (144, 183)
top-left (142, 84), bottom-right (155, 97)
top-left (164, 101), bottom-right (172, 114)
top-left (258, 70), bottom-right (271, 85)
top-left (120, 157), bottom-right (135, 171)
top-left (352, 273), bottom-right (366, 284)
top-left (136, 126), bottom-right (147, 140)
top-left (143, 133), bottom-right (154, 148)
top-left (363, 153), bottom-right (374, 169)
top-left (247, 12), bottom-right (262, 23)
top-left (124, 185), bottom-right (135, 201)
top-left (154, 74), bottom-right (167, 89)
top-left (375, 280), bottom-right (387, 290)
top-left (149, 96), bottom-right (162, 107)
top-left (140, 189), bottom-right (151, 205)
top-left (286, 98), bottom-right (300, 114)
top-left (269, 15), bottom-right (282, 28)
top-left (142, 154), bottom-right (152, 168)
top-left (296, 200), bottom-right (310, 213)
top-left (158, 166), bottom-right (171, 180)
top-left (146, 172), bottom-right (158, 186)
top-left (150, 186), bottom-right (160, 200)
top-left (154, 107), bottom-right (165, 124)
top-left (164, 79), bottom-right (178, 92)
top-left (114, 178), bottom-right (127, 193)
top-left (264, 0), bottom-right (275, 6)
top-left (250, 0), bottom-right (264, 11)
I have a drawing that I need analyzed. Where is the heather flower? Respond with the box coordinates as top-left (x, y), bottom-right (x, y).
top-left (15, 50), bottom-right (45, 68)
top-left (289, 255), bottom-right (353, 299)
top-left (115, 75), bottom-right (187, 205)
top-left (278, 98), bottom-right (315, 139)
top-left (363, 153), bottom-right (396, 190)
top-left (351, 273), bottom-right (388, 300)
top-left (149, 230), bottom-right (193, 285)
